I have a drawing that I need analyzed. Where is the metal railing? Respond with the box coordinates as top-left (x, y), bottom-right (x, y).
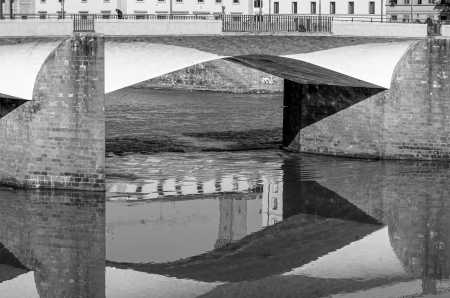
top-left (73, 14), bottom-right (95, 32)
top-left (222, 14), bottom-right (333, 33)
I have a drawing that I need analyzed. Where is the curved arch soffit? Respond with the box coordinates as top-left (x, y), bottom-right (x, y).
top-left (0, 40), bottom-right (62, 101)
top-left (105, 41), bottom-right (414, 94)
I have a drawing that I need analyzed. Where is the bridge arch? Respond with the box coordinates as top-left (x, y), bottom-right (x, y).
top-left (105, 38), bottom-right (450, 160)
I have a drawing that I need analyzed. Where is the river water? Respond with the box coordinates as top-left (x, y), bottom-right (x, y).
top-left (2, 88), bottom-right (450, 298)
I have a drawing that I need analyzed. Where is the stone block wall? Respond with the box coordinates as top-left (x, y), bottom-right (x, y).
top-left (0, 34), bottom-right (105, 191)
top-left (293, 39), bottom-right (450, 160)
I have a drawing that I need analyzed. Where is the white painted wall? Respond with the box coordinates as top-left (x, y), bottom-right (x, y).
top-left (35, 0), bottom-right (118, 14)
top-left (0, 19), bottom-right (71, 36)
top-left (247, 0), bottom-right (385, 18)
top-left (33, 0), bottom-right (250, 15)
top-left (96, 19), bottom-right (222, 35)
top-left (442, 25), bottom-right (450, 37)
top-left (333, 21), bottom-right (427, 37)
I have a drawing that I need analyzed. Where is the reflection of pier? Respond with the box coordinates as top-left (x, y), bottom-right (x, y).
top-left (0, 190), bottom-right (105, 297)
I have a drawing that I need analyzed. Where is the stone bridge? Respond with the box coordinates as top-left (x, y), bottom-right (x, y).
top-left (0, 35), bottom-right (449, 190)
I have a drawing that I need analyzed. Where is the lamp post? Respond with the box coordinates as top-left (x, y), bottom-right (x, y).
top-left (9, 0), bottom-right (13, 19)
top-left (410, 0), bottom-right (413, 22)
top-left (60, 0), bottom-right (65, 19)
top-left (381, 0), bottom-right (383, 22)
top-left (0, 0), bottom-right (3, 19)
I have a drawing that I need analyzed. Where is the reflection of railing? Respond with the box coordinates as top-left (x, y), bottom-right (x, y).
top-left (222, 14), bottom-right (333, 33)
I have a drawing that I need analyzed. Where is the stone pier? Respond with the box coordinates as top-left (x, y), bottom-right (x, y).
top-left (0, 34), bottom-right (105, 191)
top-left (292, 38), bottom-right (450, 160)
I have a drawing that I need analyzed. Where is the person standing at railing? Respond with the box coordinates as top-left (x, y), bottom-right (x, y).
top-left (115, 9), bottom-right (123, 19)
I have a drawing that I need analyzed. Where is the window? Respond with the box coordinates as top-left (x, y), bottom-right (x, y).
top-left (272, 198), bottom-right (278, 210)
top-left (233, 0), bottom-right (239, 3)
top-left (176, 0), bottom-right (183, 2)
top-left (310, 1), bottom-right (316, 14)
top-left (38, 11), bottom-right (47, 18)
top-left (198, 0), bottom-right (204, 3)
top-left (292, 1), bottom-right (298, 13)
top-left (330, 1), bottom-right (335, 14)
top-left (274, 1), bottom-right (279, 13)
top-left (417, 0), bottom-right (422, 4)
top-left (101, 10), bottom-right (111, 18)
top-left (81, 0), bottom-right (87, 3)
top-left (216, 0), bottom-right (221, 3)
top-left (135, 10), bottom-right (148, 18)
top-left (391, 15), bottom-right (397, 21)
top-left (404, 0), bottom-right (409, 4)
top-left (78, 11), bottom-right (89, 19)
top-left (348, 1), bottom-right (354, 14)
top-left (369, 1), bottom-right (375, 14)
top-left (40, 0), bottom-right (46, 3)
top-left (104, 0), bottom-right (111, 2)
top-left (254, 0), bottom-right (262, 8)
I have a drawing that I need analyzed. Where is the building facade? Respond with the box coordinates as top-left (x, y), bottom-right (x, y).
top-left (385, 0), bottom-right (440, 22)
top-left (1, 0), bottom-right (35, 16)
top-left (24, 0), bottom-right (386, 19)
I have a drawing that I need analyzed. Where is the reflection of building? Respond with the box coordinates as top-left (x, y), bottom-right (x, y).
top-left (215, 197), bottom-right (248, 249)
top-left (262, 181), bottom-right (283, 227)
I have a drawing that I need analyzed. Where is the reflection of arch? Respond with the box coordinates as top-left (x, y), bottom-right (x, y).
top-left (108, 158), bottom-right (382, 282)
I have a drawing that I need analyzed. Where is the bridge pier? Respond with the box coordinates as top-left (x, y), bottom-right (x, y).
top-left (290, 38), bottom-right (450, 160)
top-left (282, 80), bottom-right (385, 148)
top-left (0, 34), bottom-right (105, 191)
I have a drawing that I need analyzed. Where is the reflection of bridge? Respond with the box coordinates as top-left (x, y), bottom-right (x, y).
top-left (0, 35), bottom-right (449, 190)
top-left (108, 157), bottom-right (450, 297)
top-left (0, 190), bottom-right (105, 297)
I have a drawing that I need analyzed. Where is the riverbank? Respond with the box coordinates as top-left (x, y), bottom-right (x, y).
top-left (134, 59), bottom-right (283, 94)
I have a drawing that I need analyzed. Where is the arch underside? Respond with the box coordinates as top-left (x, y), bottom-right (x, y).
top-left (105, 41), bottom-right (412, 150)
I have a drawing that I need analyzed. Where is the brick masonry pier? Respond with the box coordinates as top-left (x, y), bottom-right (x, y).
top-left (0, 34), bottom-right (105, 191)
top-left (293, 38), bottom-right (450, 160)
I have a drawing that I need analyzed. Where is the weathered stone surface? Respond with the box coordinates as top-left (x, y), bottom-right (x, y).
top-left (295, 39), bottom-right (450, 160)
top-left (107, 35), bottom-right (412, 56)
top-left (0, 34), bottom-right (105, 191)
top-left (0, 189), bottom-right (105, 297)
top-left (0, 97), bottom-right (27, 119)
